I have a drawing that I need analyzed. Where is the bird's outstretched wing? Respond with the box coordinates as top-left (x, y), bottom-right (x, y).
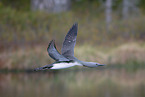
top-left (47, 40), bottom-right (69, 61)
top-left (61, 23), bottom-right (78, 59)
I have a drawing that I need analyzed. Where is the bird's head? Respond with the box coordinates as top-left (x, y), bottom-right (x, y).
top-left (81, 61), bottom-right (106, 67)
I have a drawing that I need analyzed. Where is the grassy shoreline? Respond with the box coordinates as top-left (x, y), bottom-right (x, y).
top-left (0, 42), bottom-right (145, 70)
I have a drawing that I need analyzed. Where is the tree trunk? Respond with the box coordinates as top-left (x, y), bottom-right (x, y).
top-left (122, 0), bottom-right (129, 19)
top-left (122, 0), bottom-right (140, 19)
top-left (31, 0), bottom-right (71, 13)
top-left (105, 0), bottom-right (112, 32)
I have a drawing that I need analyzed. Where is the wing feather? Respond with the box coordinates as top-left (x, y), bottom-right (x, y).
top-left (47, 40), bottom-right (69, 61)
top-left (61, 23), bottom-right (78, 59)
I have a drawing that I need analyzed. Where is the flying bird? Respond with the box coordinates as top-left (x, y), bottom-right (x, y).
top-left (34, 23), bottom-right (105, 71)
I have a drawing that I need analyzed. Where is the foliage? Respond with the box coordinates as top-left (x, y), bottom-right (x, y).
top-left (0, 5), bottom-right (145, 49)
top-left (139, 0), bottom-right (145, 11)
top-left (0, 0), bottom-right (30, 11)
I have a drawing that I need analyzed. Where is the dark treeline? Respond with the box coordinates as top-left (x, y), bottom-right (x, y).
top-left (1, 0), bottom-right (145, 11)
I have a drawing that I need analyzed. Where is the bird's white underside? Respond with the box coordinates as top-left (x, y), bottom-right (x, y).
top-left (50, 62), bottom-right (82, 69)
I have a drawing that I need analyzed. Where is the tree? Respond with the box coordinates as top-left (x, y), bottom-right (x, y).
top-left (122, 0), bottom-right (140, 19)
top-left (122, 0), bottom-right (129, 19)
top-left (105, 0), bottom-right (112, 32)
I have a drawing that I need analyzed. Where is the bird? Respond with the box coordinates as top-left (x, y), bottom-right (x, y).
top-left (34, 23), bottom-right (105, 71)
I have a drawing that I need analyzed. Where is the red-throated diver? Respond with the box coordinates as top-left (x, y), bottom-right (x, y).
top-left (34, 23), bottom-right (105, 71)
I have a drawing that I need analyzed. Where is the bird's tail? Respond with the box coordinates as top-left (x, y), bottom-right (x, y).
top-left (34, 65), bottom-right (52, 71)
top-left (34, 67), bottom-right (44, 71)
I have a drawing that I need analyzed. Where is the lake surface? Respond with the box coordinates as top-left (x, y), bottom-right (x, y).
top-left (0, 68), bottom-right (145, 97)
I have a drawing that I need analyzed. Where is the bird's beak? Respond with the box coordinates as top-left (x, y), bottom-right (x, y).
top-left (97, 63), bottom-right (106, 66)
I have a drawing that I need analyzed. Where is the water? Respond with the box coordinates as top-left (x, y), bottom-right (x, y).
top-left (0, 69), bottom-right (145, 97)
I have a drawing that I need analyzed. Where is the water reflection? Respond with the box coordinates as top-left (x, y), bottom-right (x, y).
top-left (0, 69), bottom-right (145, 97)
